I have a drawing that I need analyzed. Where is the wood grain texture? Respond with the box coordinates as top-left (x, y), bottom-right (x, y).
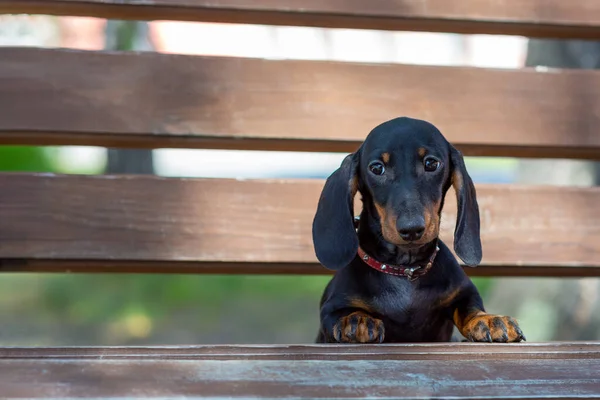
top-left (0, 343), bottom-right (599, 398)
top-left (1, 173), bottom-right (599, 275)
top-left (2, 342), bottom-right (600, 360)
top-left (2, 0), bottom-right (600, 39)
top-left (2, 48), bottom-right (600, 159)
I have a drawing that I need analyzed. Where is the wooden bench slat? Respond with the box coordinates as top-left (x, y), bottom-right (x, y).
top-left (1, 173), bottom-right (599, 275)
top-left (2, 342), bottom-right (600, 360)
top-left (2, 0), bottom-right (600, 39)
top-left (1, 343), bottom-right (599, 398)
top-left (2, 48), bottom-right (600, 159)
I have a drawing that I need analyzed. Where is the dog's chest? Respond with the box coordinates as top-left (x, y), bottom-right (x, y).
top-left (374, 281), bottom-right (450, 335)
top-left (377, 286), bottom-right (431, 317)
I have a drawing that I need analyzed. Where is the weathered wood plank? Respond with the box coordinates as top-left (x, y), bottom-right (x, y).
top-left (1, 173), bottom-right (599, 275)
top-left (2, 342), bottom-right (600, 360)
top-left (0, 343), bottom-right (599, 398)
top-left (2, 0), bottom-right (600, 39)
top-left (2, 48), bottom-right (600, 159)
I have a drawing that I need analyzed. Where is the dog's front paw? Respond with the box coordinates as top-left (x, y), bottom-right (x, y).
top-left (333, 312), bottom-right (385, 343)
top-left (463, 313), bottom-right (525, 343)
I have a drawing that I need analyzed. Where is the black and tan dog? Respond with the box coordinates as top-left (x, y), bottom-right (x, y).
top-left (312, 117), bottom-right (525, 344)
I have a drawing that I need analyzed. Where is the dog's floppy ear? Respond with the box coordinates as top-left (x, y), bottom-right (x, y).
top-left (312, 151), bottom-right (360, 270)
top-left (449, 145), bottom-right (482, 267)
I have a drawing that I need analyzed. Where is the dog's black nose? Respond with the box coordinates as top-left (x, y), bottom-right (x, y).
top-left (397, 218), bottom-right (425, 242)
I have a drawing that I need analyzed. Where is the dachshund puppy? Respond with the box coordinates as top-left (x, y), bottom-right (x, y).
top-left (312, 117), bottom-right (525, 344)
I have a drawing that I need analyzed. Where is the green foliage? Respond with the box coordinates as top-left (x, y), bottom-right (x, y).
top-left (32, 274), bottom-right (329, 324)
top-left (0, 146), bottom-right (57, 172)
top-left (0, 273), bottom-right (331, 345)
top-left (471, 277), bottom-right (493, 299)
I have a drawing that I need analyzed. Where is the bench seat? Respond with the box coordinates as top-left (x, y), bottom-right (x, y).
top-left (2, 343), bottom-right (599, 398)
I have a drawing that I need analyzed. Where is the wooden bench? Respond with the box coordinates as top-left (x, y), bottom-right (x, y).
top-left (0, 1), bottom-right (599, 398)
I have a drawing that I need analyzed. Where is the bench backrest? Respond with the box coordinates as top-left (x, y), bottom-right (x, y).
top-left (0, 0), bottom-right (599, 278)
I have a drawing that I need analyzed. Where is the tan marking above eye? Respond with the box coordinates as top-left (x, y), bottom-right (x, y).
top-left (418, 147), bottom-right (427, 157)
top-left (381, 152), bottom-right (390, 163)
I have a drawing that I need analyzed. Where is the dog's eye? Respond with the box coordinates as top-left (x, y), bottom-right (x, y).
top-left (368, 161), bottom-right (385, 176)
top-left (423, 157), bottom-right (440, 172)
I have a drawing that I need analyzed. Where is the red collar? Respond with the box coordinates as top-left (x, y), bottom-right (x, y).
top-left (357, 245), bottom-right (440, 281)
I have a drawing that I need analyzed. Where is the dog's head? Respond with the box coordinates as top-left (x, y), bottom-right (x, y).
top-left (312, 117), bottom-right (481, 270)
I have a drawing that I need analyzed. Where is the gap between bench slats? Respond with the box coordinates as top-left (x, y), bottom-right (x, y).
top-left (1, 0), bottom-right (600, 39)
top-left (1, 47), bottom-right (600, 158)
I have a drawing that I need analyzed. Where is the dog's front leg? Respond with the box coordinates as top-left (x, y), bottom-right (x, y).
top-left (320, 304), bottom-right (385, 344)
top-left (452, 282), bottom-right (526, 343)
